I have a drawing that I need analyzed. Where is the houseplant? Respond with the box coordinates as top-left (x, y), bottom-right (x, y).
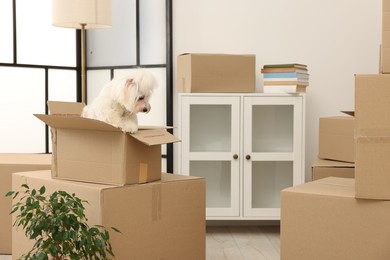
top-left (6, 184), bottom-right (120, 260)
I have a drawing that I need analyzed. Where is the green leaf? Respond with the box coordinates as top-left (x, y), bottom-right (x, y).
top-left (5, 191), bottom-right (14, 197)
top-left (21, 184), bottom-right (29, 189)
top-left (39, 186), bottom-right (46, 195)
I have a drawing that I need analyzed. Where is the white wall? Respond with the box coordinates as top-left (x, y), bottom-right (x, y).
top-left (172, 0), bottom-right (382, 181)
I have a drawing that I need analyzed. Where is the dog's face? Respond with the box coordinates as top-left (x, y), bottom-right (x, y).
top-left (133, 93), bottom-right (151, 113)
top-left (112, 72), bottom-right (156, 114)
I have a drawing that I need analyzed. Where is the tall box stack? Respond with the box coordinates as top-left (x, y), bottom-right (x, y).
top-left (354, 74), bottom-right (390, 199)
top-left (282, 1), bottom-right (390, 259)
top-left (381, 0), bottom-right (390, 73)
top-left (11, 101), bottom-right (206, 259)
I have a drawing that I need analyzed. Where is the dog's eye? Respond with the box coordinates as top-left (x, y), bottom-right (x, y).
top-left (138, 96), bottom-right (145, 101)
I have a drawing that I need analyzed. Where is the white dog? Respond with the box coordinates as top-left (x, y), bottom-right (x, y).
top-left (81, 70), bottom-right (156, 133)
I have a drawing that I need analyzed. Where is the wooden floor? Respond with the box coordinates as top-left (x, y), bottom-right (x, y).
top-left (1, 225), bottom-right (280, 260)
top-left (206, 226), bottom-right (280, 260)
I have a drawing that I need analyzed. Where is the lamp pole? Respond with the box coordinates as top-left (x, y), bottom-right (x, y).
top-left (81, 23), bottom-right (86, 104)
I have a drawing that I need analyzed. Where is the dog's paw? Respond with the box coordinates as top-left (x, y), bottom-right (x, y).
top-left (121, 126), bottom-right (138, 134)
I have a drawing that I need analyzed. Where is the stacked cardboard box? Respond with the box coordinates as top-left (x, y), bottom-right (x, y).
top-left (314, 116), bottom-right (355, 180)
top-left (11, 101), bottom-right (206, 259)
top-left (282, 1), bottom-right (390, 258)
top-left (0, 153), bottom-right (51, 254)
top-left (13, 171), bottom-right (205, 260)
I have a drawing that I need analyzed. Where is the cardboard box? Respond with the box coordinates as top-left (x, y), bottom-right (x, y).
top-left (12, 170), bottom-right (206, 260)
top-left (0, 153), bottom-right (51, 255)
top-left (381, 0), bottom-right (390, 73)
top-left (281, 177), bottom-right (390, 260)
top-left (177, 53), bottom-right (256, 93)
top-left (355, 74), bottom-right (390, 199)
top-left (318, 116), bottom-right (354, 163)
top-left (311, 158), bottom-right (354, 181)
top-left (35, 101), bottom-right (180, 186)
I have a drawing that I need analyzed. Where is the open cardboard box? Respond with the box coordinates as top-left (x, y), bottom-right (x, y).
top-left (34, 101), bottom-right (180, 186)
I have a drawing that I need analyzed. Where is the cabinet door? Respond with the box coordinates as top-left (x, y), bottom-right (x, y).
top-left (179, 95), bottom-right (240, 218)
top-left (243, 96), bottom-right (304, 219)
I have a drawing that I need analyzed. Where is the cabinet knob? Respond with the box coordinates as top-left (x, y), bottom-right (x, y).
top-left (233, 154), bottom-right (238, 160)
top-left (245, 155), bottom-right (251, 160)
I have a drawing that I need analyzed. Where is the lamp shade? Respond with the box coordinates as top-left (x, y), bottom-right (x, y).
top-left (52, 0), bottom-right (112, 29)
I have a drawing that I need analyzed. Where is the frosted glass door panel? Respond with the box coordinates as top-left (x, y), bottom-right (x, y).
top-left (0, 1), bottom-right (13, 63)
top-left (87, 0), bottom-right (137, 67)
top-left (190, 161), bottom-right (231, 208)
top-left (0, 67), bottom-right (46, 153)
top-left (190, 105), bottom-right (231, 152)
top-left (16, 0), bottom-right (76, 67)
top-left (252, 105), bottom-right (293, 152)
top-left (251, 161), bottom-right (293, 208)
top-left (139, 0), bottom-right (166, 65)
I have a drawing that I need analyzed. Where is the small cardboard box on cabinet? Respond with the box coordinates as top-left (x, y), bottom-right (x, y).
top-left (177, 53), bottom-right (256, 93)
top-left (318, 116), bottom-right (354, 163)
top-left (311, 158), bottom-right (354, 181)
top-left (355, 74), bottom-right (390, 199)
top-left (12, 170), bottom-right (206, 260)
top-left (0, 153), bottom-right (51, 255)
top-left (281, 177), bottom-right (390, 260)
top-left (35, 101), bottom-right (180, 186)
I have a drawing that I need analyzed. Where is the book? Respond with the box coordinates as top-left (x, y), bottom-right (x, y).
top-left (261, 67), bottom-right (308, 73)
top-left (264, 81), bottom-right (309, 86)
top-left (263, 63), bottom-right (307, 69)
top-left (263, 72), bottom-right (309, 79)
top-left (263, 85), bottom-right (307, 93)
top-left (264, 77), bottom-right (309, 82)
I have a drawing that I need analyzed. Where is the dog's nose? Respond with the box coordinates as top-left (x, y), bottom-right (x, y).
top-left (143, 107), bottom-right (148, 113)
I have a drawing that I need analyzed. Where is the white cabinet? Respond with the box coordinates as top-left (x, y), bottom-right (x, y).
top-left (177, 93), bottom-right (305, 220)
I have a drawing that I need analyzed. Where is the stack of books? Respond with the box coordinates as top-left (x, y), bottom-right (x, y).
top-left (261, 63), bottom-right (309, 93)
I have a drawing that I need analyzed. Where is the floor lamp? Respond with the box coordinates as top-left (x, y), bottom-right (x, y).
top-left (51, 0), bottom-right (112, 104)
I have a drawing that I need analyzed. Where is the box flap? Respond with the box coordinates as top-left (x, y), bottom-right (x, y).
top-left (131, 129), bottom-right (180, 146)
top-left (48, 101), bottom-right (85, 116)
top-left (341, 111), bottom-right (354, 117)
top-left (35, 114), bottom-right (120, 132)
top-left (312, 158), bottom-right (354, 168)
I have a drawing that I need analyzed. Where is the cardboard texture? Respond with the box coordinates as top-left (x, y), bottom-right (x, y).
top-left (0, 154), bottom-right (51, 255)
top-left (311, 158), bottom-right (354, 181)
top-left (318, 116), bottom-right (354, 163)
top-left (12, 170), bottom-right (206, 260)
top-left (281, 177), bottom-right (390, 260)
top-left (35, 101), bottom-right (180, 186)
top-left (355, 74), bottom-right (390, 199)
top-left (177, 53), bottom-right (256, 93)
top-left (382, 0), bottom-right (390, 73)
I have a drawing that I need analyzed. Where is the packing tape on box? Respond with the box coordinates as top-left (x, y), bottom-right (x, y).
top-left (356, 136), bottom-right (390, 143)
top-left (152, 184), bottom-right (162, 221)
top-left (356, 128), bottom-right (390, 138)
top-left (51, 128), bottom-right (58, 176)
top-left (355, 128), bottom-right (390, 143)
top-left (138, 163), bottom-right (148, 183)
